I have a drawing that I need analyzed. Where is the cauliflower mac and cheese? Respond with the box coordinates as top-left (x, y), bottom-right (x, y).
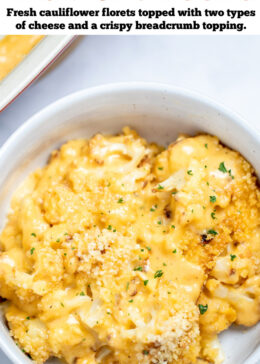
top-left (0, 128), bottom-right (259, 364)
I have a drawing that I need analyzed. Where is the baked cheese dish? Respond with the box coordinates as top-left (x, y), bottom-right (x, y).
top-left (0, 128), bottom-right (259, 364)
top-left (0, 35), bottom-right (44, 82)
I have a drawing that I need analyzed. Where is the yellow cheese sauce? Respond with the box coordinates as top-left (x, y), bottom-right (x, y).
top-left (0, 128), bottom-right (259, 364)
top-left (0, 35), bottom-right (44, 82)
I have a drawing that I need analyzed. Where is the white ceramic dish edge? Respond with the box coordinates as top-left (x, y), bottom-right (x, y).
top-left (0, 35), bottom-right (76, 112)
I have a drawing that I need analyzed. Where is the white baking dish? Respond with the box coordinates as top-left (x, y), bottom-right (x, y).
top-left (0, 83), bottom-right (259, 364)
top-left (0, 35), bottom-right (76, 112)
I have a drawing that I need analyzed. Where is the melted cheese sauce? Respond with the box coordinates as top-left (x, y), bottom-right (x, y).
top-left (0, 35), bottom-right (44, 81)
top-left (0, 128), bottom-right (259, 364)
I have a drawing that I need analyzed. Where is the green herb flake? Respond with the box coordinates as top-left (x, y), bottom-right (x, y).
top-left (172, 191), bottom-right (177, 195)
top-left (60, 302), bottom-right (64, 307)
top-left (107, 225), bottom-right (112, 230)
top-left (211, 212), bottom-right (216, 220)
top-left (143, 280), bottom-right (149, 286)
top-left (171, 225), bottom-right (175, 229)
top-left (56, 239), bottom-right (60, 242)
top-left (117, 198), bottom-right (124, 204)
top-left (207, 229), bottom-right (218, 236)
top-left (157, 220), bottom-right (162, 225)
top-left (163, 262), bottom-right (167, 266)
top-left (146, 246), bottom-right (151, 251)
top-left (79, 292), bottom-right (85, 296)
top-left (143, 350), bottom-right (149, 355)
top-left (154, 270), bottom-right (163, 278)
top-left (172, 249), bottom-right (177, 254)
top-left (158, 184), bottom-right (164, 190)
top-left (128, 299), bottom-right (133, 303)
top-left (31, 233), bottom-right (36, 237)
top-left (26, 316), bottom-right (30, 320)
top-left (187, 170), bottom-right (193, 176)
top-left (126, 282), bottom-right (129, 291)
top-left (133, 266), bottom-right (143, 272)
top-left (230, 254), bottom-right (237, 261)
top-left (218, 162), bottom-right (227, 173)
top-left (30, 247), bottom-right (35, 255)
top-left (64, 253), bottom-right (67, 256)
top-left (228, 169), bottom-right (235, 179)
top-left (205, 144), bottom-right (208, 149)
top-left (198, 304), bottom-right (208, 315)
top-left (158, 167), bottom-right (164, 170)
top-left (210, 196), bottom-right (216, 203)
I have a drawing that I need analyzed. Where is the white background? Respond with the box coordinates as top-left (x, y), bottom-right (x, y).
top-left (0, 34), bottom-right (260, 362)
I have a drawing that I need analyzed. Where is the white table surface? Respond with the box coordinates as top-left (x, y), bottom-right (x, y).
top-left (0, 35), bottom-right (259, 363)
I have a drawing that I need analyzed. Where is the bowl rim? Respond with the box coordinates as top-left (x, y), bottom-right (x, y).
top-left (0, 82), bottom-right (259, 364)
top-left (1, 82), bottom-right (260, 161)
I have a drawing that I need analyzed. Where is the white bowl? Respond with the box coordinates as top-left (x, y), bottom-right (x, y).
top-left (0, 83), bottom-right (259, 364)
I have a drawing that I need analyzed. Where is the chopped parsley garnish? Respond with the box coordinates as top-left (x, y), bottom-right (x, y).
top-left (157, 220), bottom-right (162, 225)
top-left (210, 195), bottom-right (216, 203)
top-left (211, 212), bottom-right (216, 220)
top-left (30, 247), bottom-right (35, 255)
top-left (163, 262), bottom-right (167, 266)
top-left (56, 239), bottom-right (60, 242)
top-left (79, 292), bottom-right (85, 296)
top-left (31, 233), bottom-right (36, 237)
top-left (158, 184), bottom-right (164, 190)
top-left (228, 169), bottom-right (235, 179)
top-left (230, 254), bottom-right (237, 261)
top-left (146, 246), bottom-right (151, 251)
top-left (113, 229), bottom-right (116, 232)
top-left (172, 191), bottom-right (177, 195)
top-left (144, 280), bottom-right (149, 286)
top-left (205, 143), bottom-right (208, 149)
top-left (117, 198), bottom-right (124, 203)
top-left (171, 225), bottom-right (175, 229)
top-left (64, 253), bottom-right (67, 256)
top-left (204, 165), bottom-right (208, 168)
top-left (107, 225), bottom-right (112, 230)
top-left (158, 167), bottom-right (164, 170)
top-left (150, 204), bottom-right (158, 212)
top-left (128, 299), bottom-right (133, 303)
top-left (64, 232), bottom-right (68, 236)
top-left (198, 304), bottom-right (208, 315)
top-left (126, 282), bottom-right (129, 291)
top-left (187, 170), bottom-right (193, 175)
top-left (218, 162), bottom-right (227, 173)
top-left (172, 249), bottom-right (177, 254)
top-left (133, 266), bottom-right (143, 271)
top-left (207, 229), bottom-right (218, 236)
top-left (143, 350), bottom-right (149, 355)
top-left (154, 270), bottom-right (163, 278)
top-left (141, 248), bottom-right (144, 252)
top-left (60, 302), bottom-right (64, 307)
top-left (26, 316), bottom-right (30, 320)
